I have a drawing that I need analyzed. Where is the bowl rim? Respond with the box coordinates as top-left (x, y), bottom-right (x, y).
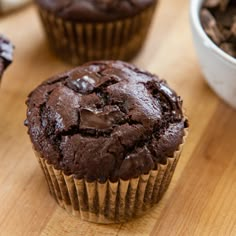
top-left (190, 0), bottom-right (236, 66)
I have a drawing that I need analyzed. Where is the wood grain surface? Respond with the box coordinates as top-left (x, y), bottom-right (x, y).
top-left (0, 1), bottom-right (236, 235)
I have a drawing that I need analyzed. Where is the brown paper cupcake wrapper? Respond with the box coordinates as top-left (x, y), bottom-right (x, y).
top-left (37, 4), bottom-right (157, 64)
top-left (34, 129), bottom-right (188, 224)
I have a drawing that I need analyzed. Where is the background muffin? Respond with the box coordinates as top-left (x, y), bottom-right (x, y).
top-left (25, 61), bottom-right (188, 223)
top-left (0, 35), bottom-right (14, 80)
top-left (0, 0), bottom-right (31, 14)
top-left (34, 0), bottom-right (158, 64)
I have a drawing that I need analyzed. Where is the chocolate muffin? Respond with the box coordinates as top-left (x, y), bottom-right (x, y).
top-left (0, 35), bottom-right (14, 79)
top-left (25, 61), bottom-right (188, 223)
top-left (34, 0), bottom-right (158, 64)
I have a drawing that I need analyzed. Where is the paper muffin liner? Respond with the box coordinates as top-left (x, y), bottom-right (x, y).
top-left (34, 129), bottom-right (188, 224)
top-left (36, 4), bottom-right (157, 65)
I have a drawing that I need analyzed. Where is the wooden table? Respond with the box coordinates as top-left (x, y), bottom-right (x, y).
top-left (0, 1), bottom-right (236, 235)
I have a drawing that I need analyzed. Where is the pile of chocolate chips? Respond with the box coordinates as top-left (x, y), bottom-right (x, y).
top-left (200, 0), bottom-right (236, 58)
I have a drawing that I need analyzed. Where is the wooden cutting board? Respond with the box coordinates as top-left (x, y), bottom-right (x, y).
top-left (0, 1), bottom-right (236, 235)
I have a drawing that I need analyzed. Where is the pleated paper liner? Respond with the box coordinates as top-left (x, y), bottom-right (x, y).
top-left (34, 129), bottom-right (188, 224)
top-left (37, 4), bottom-right (157, 65)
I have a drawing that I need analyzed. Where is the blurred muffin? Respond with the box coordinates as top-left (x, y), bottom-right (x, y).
top-left (0, 0), bottom-right (31, 14)
top-left (0, 35), bottom-right (14, 80)
top-left (34, 0), bottom-right (158, 64)
top-left (25, 61), bottom-right (188, 223)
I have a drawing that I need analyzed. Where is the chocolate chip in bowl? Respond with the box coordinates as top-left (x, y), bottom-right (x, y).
top-left (200, 0), bottom-right (236, 58)
top-left (190, 0), bottom-right (236, 109)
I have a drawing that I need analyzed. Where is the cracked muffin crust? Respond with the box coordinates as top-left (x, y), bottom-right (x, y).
top-left (34, 0), bottom-right (156, 22)
top-left (0, 35), bottom-right (14, 79)
top-left (25, 61), bottom-right (188, 182)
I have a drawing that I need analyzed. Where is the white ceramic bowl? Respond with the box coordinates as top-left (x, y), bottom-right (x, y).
top-left (190, 0), bottom-right (236, 109)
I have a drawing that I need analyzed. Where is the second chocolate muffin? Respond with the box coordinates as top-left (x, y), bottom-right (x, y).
top-left (35, 0), bottom-right (158, 64)
top-left (25, 61), bottom-right (188, 223)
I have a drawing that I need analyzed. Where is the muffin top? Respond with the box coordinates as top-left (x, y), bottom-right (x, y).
top-left (0, 35), bottom-right (14, 79)
top-left (25, 61), bottom-right (188, 182)
top-left (35, 0), bottom-right (157, 22)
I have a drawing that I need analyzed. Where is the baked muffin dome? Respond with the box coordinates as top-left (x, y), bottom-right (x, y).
top-left (25, 61), bottom-right (188, 182)
top-left (35, 0), bottom-right (156, 22)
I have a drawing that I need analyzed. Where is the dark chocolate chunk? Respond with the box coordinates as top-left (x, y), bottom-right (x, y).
top-left (80, 105), bottom-right (125, 130)
top-left (201, 8), bottom-right (225, 44)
